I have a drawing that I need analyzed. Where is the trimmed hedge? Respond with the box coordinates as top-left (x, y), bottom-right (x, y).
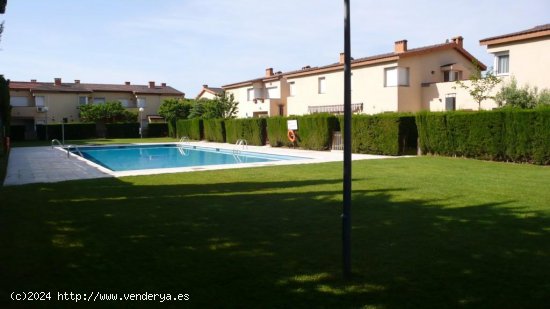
top-left (105, 123), bottom-right (140, 138)
top-left (266, 117), bottom-right (291, 147)
top-left (147, 123), bottom-right (169, 137)
top-left (176, 119), bottom-right (203, 140)
top-left (296, 114), bottom-right (339, 150)
top-left (37, 123), bottom-right (96, 140)
top-left (339, 113), bottom-right (417, 155)
top-left (9, 125), bottom-right (26, 141)
top-left (203, 119), bottom-right (225, 143)
top-left (416, 109), bottom-right (550, 164)
top-left (225, 118), bottom-right (267, 146)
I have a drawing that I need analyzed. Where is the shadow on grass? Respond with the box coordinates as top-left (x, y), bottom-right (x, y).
top-left (1, 177), bottom-right (549, 308)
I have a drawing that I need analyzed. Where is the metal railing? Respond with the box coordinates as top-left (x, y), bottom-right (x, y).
top-left (308, 103), bottom-right (363, 114)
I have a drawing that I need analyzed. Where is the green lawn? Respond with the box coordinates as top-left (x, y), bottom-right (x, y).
top-left (1, 156), bottom-right (549, 308)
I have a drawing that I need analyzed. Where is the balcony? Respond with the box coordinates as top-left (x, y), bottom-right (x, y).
top-left (308, 103), bottom-right (363, 114)
top-left (11, 106), bottom-right (40, 118)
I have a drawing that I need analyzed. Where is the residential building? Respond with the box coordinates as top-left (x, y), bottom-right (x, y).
top-left (196, 85), bottom-right (223, 100)
top-left (426, 24), bottom-right (550, 111)
top-left (222, 36), bottom-right (484, 117)
top-left (9, 78), bottom-right (184, 139)
top-left (223, 68), bottom-right (289, 118)
top-left (480, 23), bottom-right (550, 90)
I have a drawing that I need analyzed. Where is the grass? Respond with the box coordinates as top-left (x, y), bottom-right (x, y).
top-left (1, 156), bottom-right (549, 308)
top-left (11, 137), bottom-right (178, 147)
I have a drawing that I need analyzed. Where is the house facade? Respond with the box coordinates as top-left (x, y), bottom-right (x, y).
top-left (222, 36), bottom-right (484, 117)
top-left (9, 78), bottom-right (184, 139)
top-left (480, 24), bottom-right (550, 90)
top-left (223, 68), bottom-right (289, 118)
top-left (196, 85), bottom-right (223, 100)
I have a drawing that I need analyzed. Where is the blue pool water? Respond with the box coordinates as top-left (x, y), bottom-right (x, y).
top-left (72, 144), bottom-right (306, 171)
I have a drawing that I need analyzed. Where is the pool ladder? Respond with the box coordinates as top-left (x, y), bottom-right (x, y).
top-left (51, 139), bottom-right (82, 158)
top-left (233, 139), bottom-right (248, 155)
top-left (178, 136), bottom-right (190, 156)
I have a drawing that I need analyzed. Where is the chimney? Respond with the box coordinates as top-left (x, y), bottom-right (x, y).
top-left (451, 36), bottom-right (463, 48)
top-left (54, 78), bottom-right (62, 86)
top-left (74, 79), bottom-right (80, 84)
top-left (125, 81), bottom-right (131, 85)
top-left (161, 83), bottom-right (167, 87)
top-left (31, 79), bottom-right (37, 83)
top-left (394, 40), bottom-right (408, 53)
top-left (339, 52), bottom-right (346, 64)
top-left (202, 84), bottom-right (208, 88)
top-left (148, 81), bottom-right (155, 88)
top-left (265, 68), bottom-right (274, 77)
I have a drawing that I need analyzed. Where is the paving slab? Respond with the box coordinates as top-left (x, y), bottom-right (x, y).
top-left (3, 146), bottom-right (112, 186)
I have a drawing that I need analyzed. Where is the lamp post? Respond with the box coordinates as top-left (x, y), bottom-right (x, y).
top-left (138, 107), bottom-right (144, 138)
top-left (342, 0), bottom-right (352, 280)
top-left (43, 106), bottom-right (49, 141)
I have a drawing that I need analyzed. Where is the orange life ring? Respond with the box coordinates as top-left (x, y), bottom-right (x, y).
top-left (287, 130), bottom-right (297, 142)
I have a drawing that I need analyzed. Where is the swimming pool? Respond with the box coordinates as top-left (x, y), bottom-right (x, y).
top-left (71, 144), bottom-right (307, 172)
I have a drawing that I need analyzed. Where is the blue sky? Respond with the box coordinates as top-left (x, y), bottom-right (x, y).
top-left (1, 0), bottom-right (548, 97)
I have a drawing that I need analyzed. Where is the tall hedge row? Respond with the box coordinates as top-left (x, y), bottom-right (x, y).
top-left (338, 113), bottom-right (417, 155)
top-left (203, 119), bottom-right (226, 143)
top-left (37, 123), bottom-right (96, 140)
top-left (225, 118), bottom-right (267, 145)
top-left (296, 114), bottom-right (339, 150)
top-left (105, 123), bottom-right (140, 138)
top-left (416, 109), bottom-right (549, 164)
top-left (147, 123), bottom-right (169, 137)
top-left (176, 119), bottom-right (203, 140)
top-left (266, 117), bottom-right (291, 147)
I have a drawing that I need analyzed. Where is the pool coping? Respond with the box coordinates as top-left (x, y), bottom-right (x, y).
top-left (3, 141), bottom-right (410, 186)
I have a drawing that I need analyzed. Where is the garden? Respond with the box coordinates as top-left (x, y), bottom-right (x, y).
top-left (0, 155), bottom-right (549, 307)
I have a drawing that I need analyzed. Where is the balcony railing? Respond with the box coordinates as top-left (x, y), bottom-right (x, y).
top-left (308, 103), bottom-right (363, 114)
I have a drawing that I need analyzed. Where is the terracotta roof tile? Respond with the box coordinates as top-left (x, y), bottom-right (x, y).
top-left (223, 40), bottom-right (485, 86)
top-left (9, 81), bottom-right (184, 96)
top-left (480, 24), bottom-right (550, 44)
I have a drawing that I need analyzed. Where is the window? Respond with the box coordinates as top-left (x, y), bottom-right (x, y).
top-left (495, 52), bottom-right (509, 75)
top-left (443, 71), bottom-right (462, 82)
top-left (278, 105), bottom-right (284, 116)
top-left (137, 98), bottom-right (146, 108)
top-left (93, 97), bottom-right (106, 104)
top-left (318, 77), bottom-right (326, 94)
top-left (78, 96), bottom-right (88, 105)
top-left (35, 96), bottom-right (45, 107)
top-left (266, 87), bottom-right (279, 99)
top-left (10, 96), bottom-right (30, 107)
top-left (289, 82), bottom-right (296, 97)
top-left (247, 88), bottom-right (254, 101)
top-left (384, 67), bottom-right (409, 87)
top-left (119, 99), bottom-right (129, 107)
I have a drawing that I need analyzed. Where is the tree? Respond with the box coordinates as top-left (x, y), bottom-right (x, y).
top-left (79, 101), bottom-right (136, 123)
top-left (188, 99), bottom-right (208, 119)
top-left (158, 98), bottom-right (192, 123)
top-left (495, 77), bottom-right (550, 109)
top-left (204, 91), bottom-right (238, 119)
top-left (455, 62), bottom-right (501, 110)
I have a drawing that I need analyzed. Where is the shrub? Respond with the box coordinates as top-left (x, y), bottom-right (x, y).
top-left (416, 110), bottom-right (549, 164)
top-left (105, 123), bottom-right (140, 138)
top-left (266, 117), bottom-right (292, 147)
top-left (225, 118), bottom-right (267, 145)
top-left (296, 114), bottom-right (338, 150)
top-left (203, 119), bottom-right (225, 142)
top-left (340, 113), bottom-right (417, 155)
top-left (176, 119), bottom-right (203, 140)
top-left (9, 125), bottom-right (25, 141)
top-left (147, 123), bottom-right (169, 137)
top-left (37, 123), bottom-right (96, 140)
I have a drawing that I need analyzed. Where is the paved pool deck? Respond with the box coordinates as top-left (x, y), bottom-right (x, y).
top-left (3, 142), bottom-right (407, 186)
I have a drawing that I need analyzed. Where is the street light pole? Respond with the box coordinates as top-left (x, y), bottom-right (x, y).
top-left (138, 107), bottom-right (144, 138)
top-left (342, 0), bottom-right (352, 280)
